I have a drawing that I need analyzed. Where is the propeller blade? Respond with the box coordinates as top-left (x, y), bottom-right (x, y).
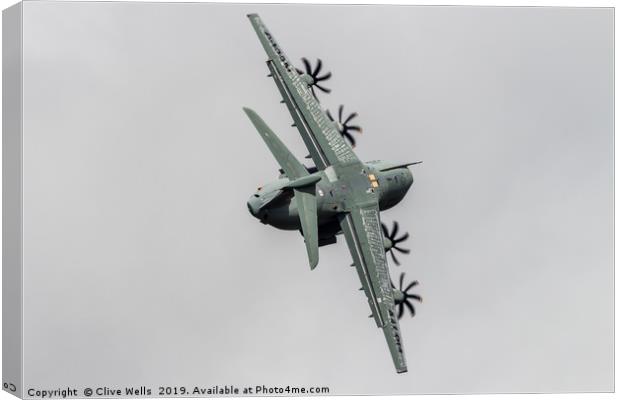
top-left (392, 221), bottom-right (400, 239)
top-left (383, 221), bottom-right (410, 264)
top-left (393, 245), bottom-right (411, 254)
top-left (313, 58), bottom-right (323, 76)
top-left (404, 300), bottom-right (416, 317)
top-left (314, 83), bottom-right (331, 94)
top-left (389, 249), bottom-right (400, 266)
top-left (381, 223), bottom-right (389, 237)
top-left (406, 293), bottom-right (423, 302)
top-left (344, 112), bottom-right (358, 124)
top-left (315, 71), bottom-right (332, 82)
top-left (343, 131), bottom-right (356, 147)
top-left (302, 57), bottom-right (312, 74)
top-left (326, 105), bottom-right (361, 146)
top-left (298, 58), bottom-right (332, 96)
top-left (394, 273), bottom-right (422, 319)
top-left (393, 232), bottom-right (410, 244)
top-left (404, 280), bottom-right (419, 293)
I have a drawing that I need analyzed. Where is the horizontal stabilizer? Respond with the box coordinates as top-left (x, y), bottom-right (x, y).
top-left (283, 175), bottom-right (321, 189)
top-left (243, 107), bottom-right (308, 179)
top-left (378, 161), bottom-right (422, 172)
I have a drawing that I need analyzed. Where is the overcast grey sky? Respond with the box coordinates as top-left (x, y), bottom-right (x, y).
top-left (20, 2), bottom-right (612, 394)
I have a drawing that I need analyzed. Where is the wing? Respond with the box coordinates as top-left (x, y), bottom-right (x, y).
top-left (247, 14), bottom-right (361, 171)
top-left (338, 202), bottom-right (408, 373)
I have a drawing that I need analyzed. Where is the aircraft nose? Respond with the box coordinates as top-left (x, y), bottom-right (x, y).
top-left (404, 168), bottom-right (414, 189)
top-left (247, 195), bottom-right (262, 218)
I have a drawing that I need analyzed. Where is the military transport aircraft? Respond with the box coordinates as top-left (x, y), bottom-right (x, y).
top-left (244, 14), bottom-right (422, 374)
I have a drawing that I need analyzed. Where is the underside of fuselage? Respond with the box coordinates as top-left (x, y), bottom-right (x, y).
top-left (247, 161), bottom-right (414, 242)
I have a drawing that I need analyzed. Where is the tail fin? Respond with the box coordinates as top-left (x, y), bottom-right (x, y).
top-left (294, 186), bottom-right (319, 269)
top-left (243, 107), bottom-right (319, 269)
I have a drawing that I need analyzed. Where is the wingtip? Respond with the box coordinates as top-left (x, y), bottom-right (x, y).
top-left (247, 13), bottom-right (258, 18)
top-left (396, 368), bottom-right (408, 374)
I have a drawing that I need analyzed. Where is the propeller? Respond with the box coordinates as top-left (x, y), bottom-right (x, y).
top-left (381, 221), bottom-right (410, 266)
top-left (296, 58), bottom-right (332, 96)
top-left (393, 273), bottom-right (422, 319)
top-left (326, 105), bottom-right (362, 147)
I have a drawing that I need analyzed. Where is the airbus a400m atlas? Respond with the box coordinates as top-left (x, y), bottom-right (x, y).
top-left (244, 14), bottom-right (422, 373)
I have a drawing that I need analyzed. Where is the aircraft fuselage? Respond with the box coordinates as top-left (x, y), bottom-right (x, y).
top-left (247, 160), bottom-right (414, 239)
